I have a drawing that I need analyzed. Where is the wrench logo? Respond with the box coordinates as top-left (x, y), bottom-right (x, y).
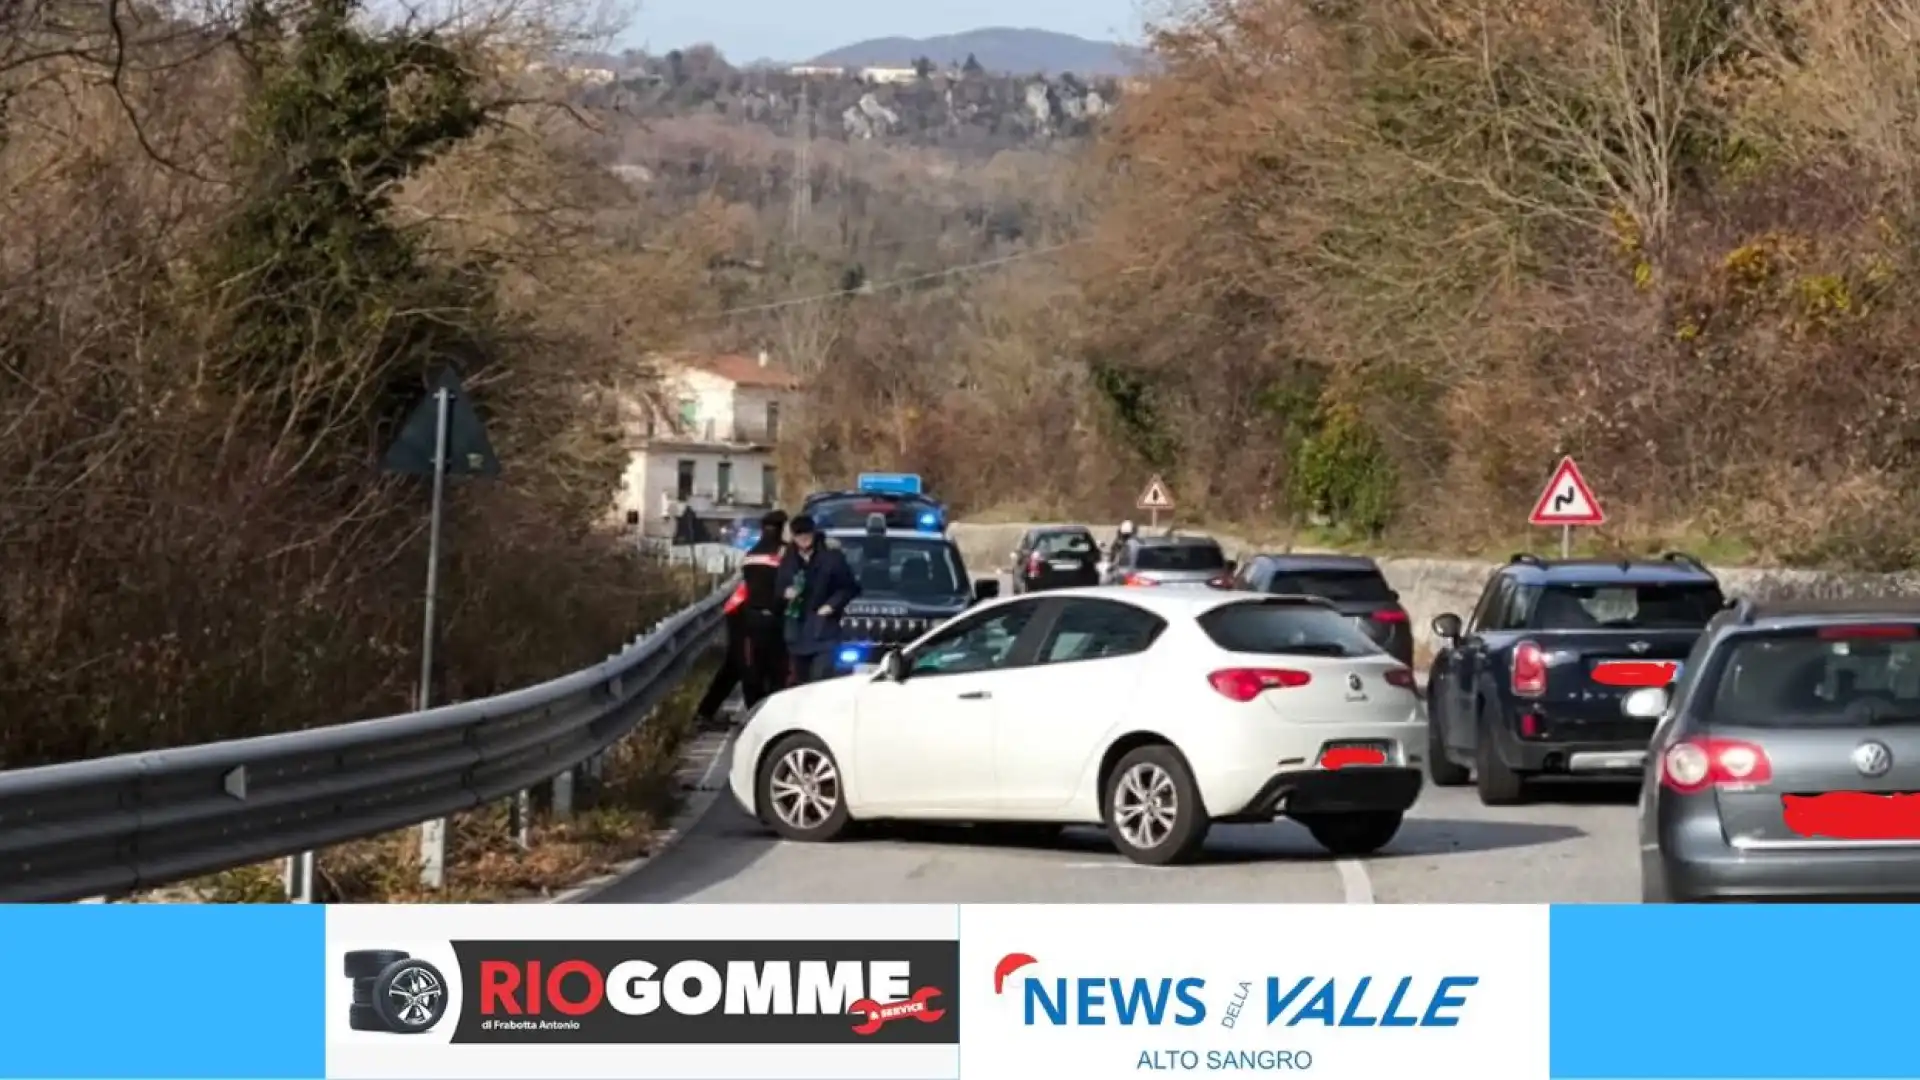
top-left (849, 986), bottom-right (946, 1035)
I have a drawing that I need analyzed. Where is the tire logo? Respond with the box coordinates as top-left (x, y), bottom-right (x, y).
top-left (344, 949), bottom-right (449, 1034)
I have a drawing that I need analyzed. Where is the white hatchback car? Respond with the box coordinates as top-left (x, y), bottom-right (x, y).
top-left (727, 587), bottom-right (1427, 865)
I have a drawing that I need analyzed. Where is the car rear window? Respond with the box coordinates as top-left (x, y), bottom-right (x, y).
top-left (1198, 600), bottom-right (1384, 658)
top-left (1036, 532), bottom-right (1096, 556)
top-left (1270, 569), bottom-right (1394, 602)
top-left (1136, 543), bottom-right (1226, 571)
top-left (1706, 627), bottom-right (1920, 726)
top-left (1529, 582), bottom-right (1723, 630)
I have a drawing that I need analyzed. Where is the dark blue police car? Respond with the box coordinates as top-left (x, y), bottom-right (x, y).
top-left (826, 514), bottom-right (995, 673)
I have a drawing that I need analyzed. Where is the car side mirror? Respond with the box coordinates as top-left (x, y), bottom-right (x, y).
top-left (973, 579), bottom-right (1000, 604)
top-left (878, 649), bottom-right (906, 682)
top-left (1431, 613), bottom-right (1463, 640)
top-left (1622, 686), bottom-right (1669, 719)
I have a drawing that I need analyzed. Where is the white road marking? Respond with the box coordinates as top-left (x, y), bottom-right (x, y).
top-left (1336, 858), bottom-right (1375, 903)
top-left (694, 733), bottom-right (731, 791)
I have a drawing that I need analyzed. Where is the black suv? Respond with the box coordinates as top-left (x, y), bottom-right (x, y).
top-left (1011, 525), bottom-right (1101, 593)
top-left (1230, 554), bottom-right (1413, 666)
top-left (1426, 553), bottom-right (1725, 806)
top-left (825, 518), bottom-right (998, 672)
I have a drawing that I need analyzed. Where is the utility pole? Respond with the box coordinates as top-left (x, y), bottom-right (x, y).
top-left (789, 80), bottom-right (812, 240)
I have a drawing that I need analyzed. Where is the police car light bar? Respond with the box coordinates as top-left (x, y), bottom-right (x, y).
top-left (857, 472), bottom-right (922, 495)
top-left (917, 511), bottom-right (940, 530)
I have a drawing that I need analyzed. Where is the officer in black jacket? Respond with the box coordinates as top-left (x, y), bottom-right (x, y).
top-left (694, 510), bottom-right (790, 725)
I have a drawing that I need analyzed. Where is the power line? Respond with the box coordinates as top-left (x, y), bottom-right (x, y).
top-left (696, 240), bottom-right (1084, 320)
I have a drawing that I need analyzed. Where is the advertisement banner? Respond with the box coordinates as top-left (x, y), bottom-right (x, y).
top-left (0, 902), bottom-right (1909, 1080)
top-left (959, 903), bottom-right (1547, 1080)
top-left (323, 904), bottom-right (959, 1080)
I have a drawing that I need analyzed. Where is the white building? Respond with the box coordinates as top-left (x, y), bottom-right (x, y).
top-left (617, 352), bottom-right (800, 538)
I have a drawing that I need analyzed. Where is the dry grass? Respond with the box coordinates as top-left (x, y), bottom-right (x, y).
top-left (156, 657), bottom-right (717, 903)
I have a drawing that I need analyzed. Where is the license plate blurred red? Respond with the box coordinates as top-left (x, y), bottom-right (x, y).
top-left (1784, 792), bottom-right (1920, 840)
top-left (1591, 660), bottom-right (1680, 687)
top-left (1320, 746), bottom-right (1387, 770)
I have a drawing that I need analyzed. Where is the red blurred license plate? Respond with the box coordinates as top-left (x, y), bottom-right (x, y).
top-left (1783, 792), bottom-right (1920, 840)
top-left (1591, 660), bottom-right (1680, 687)
top-left (1320, 745), bottom-right (1388, 770)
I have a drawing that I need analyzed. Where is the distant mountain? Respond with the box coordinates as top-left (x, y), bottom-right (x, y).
top-left (810, 27), bottom-right (1141, 77)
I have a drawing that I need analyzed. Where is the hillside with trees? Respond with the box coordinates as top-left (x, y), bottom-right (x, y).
top-left (15, 0), bottom-right (1920, 770)
top-left (754, 0), bottom-right (1920, 572)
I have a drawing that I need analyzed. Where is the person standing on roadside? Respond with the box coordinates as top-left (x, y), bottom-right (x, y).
top-left (777, 514), bottom-right (860, 685)
top-left (736, 509), bottom-right (790, 704)
top-left (693, 510), bottom-right (791, 727)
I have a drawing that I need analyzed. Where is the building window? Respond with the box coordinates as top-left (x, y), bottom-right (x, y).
top-left (676, 459), bottom-right (695, 500)
top-left (766, 401), bottom-right (780, 442)
top-left (677, 399), bottom-right (698, 431)
top-left (762, 465), bottom-right (778, 506)
top-left (717, 461), bottom-right (733, 503)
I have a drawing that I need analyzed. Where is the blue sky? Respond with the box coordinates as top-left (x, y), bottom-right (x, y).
top-left (617, 0), bottom-right (1151, 64)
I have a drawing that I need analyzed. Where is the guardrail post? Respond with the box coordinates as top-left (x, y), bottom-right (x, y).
top-left (283, 851), bottom-right (315, 903)
top-left (511, 789), bottom-right (532, 849)
top-left (552, 767), bottom-right (575, 819)
top-left (419, 819), bottom-right (447, 889)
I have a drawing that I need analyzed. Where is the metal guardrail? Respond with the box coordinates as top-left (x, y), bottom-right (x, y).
top-left (0, 568), bottom-right (740, 903)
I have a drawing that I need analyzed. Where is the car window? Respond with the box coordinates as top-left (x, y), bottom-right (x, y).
top-left (1197, 600), bottom-right (1384, 658)
top-left (1269, 569), bottom-right (1393, 602)
top-left (1704, 627), bottom-right (1920, 726)
top-left (907, 602), bottom-right (1038, 677)
top-left (1039, 599), bottom-right (1167, 665)
top-left (1529, 582), bottom-right (1724, 630)
top-left (1134, 543), bottom-right (1226, 572)
top-left (1469, 578), bottom-right (1511, 633)
top-left (835, 535), bottom-right (967, 599)
top-left (1036, 532), bottom-right (1096, 557)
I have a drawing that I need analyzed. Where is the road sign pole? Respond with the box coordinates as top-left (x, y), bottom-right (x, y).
top-left (418, 385), bottom-right (451, 890)
top-left (1561, 524), bottom-right (1571, 559)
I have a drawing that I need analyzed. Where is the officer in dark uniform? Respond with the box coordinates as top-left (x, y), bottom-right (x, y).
top-left (694, 510), bottom-right (790, 726)
top-left (777, 513), bottom-right (861, 685)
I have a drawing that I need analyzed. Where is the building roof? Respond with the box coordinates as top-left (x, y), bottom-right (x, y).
top-left (674, 353), bottom-right (801, 390)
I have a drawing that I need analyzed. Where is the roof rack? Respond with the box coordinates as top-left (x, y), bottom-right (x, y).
top-left (1727, 596), bottom-right (1756, 625)
top-left (1509, 553), bottom-right (1546, 567)
top-left (1661, 551), bottom-right (1706, 570)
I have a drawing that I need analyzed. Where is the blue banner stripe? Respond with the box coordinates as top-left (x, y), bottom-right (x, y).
top-left (0, 905), bottom-right (324, 1078)
top-left (1550, 904), bottom-right (1920, 1078)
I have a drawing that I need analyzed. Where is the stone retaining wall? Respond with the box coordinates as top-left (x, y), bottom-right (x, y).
top-left (949, 522), bottom-right (1920, 655)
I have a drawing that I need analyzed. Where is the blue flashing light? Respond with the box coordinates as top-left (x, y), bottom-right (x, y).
top-left (917, 511), bottom-right (940, 530)
top-left (857, 472), bottom-right (922, 495)
top-left (837, 646), bottom-right (864, 667)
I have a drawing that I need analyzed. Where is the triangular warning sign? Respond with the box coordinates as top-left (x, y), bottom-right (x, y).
top-left (1528, 456), bottom-right (1604, 526)
top-left (1137, 474), bottom-right (1175, 511)
top-left (382, 368), bottom-right (501, 478)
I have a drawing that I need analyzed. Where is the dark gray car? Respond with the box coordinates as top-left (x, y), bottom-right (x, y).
top-left (1636, 597), bottom-right (1920, 902)
top-left (1231, 553), bottom-right (1413, 666)
top-left (1103, 534), bottom-right (1234, 588)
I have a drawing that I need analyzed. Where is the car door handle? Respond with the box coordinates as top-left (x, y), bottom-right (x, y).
top-left (957, 691), bottom-right (991, 700)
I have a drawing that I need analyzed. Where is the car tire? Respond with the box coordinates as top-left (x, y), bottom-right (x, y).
top-left (1427, 693), bottom-right (1471, 787)
top-left (1298, 811), bottom-right (1403, 856)
top-left (1103, 744), bottom-right (1210, 866)
top-left (1475, 698), bottom-right (1531, 806)
top-left (757, 733), bottom-right (852, 842)
top-left (343, 949), bottom-right (411, 980)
